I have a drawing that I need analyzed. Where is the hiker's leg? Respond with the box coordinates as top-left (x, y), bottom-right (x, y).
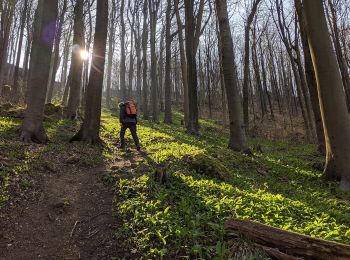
top-left (120, 124), bottom-right (127, 148)
top-left (129, 124), bottom-right (140, 148)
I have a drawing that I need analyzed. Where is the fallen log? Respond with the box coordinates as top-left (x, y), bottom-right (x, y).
top-left (258, 245), bottom-right (302, 260)
top-left (225, 218), bottom-right (350, 260)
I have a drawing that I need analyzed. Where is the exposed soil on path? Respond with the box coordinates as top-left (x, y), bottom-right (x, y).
top-left (0, 144), bottom-right (144, 260)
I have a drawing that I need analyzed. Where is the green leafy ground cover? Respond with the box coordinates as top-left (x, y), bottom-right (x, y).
top-left (102, 112), bottom-right (350, 258)
top-left (1, 111), bottom-right (349, 259)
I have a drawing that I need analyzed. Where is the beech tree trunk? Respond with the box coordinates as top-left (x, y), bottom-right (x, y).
top-left (59, 28), bottom-right (71, 99)
top-left (46, 0), bottom-right (67, 104)
top-left (106, 20), bottom-right (114, 108)
top-left (12, 0), bottom-right (28, 102)
top-left (185, 0), bottom-right (199, 135)
top-left (22, 2), bottom-right (34, 96)
top-left (275, 0), bottom-right (315, 142)
top-left (20, 0), bottom-right (58, 143)
top-left (295, 0), bottom-right (325, 154)
top-left (242, 0), bottom-right (262, 130)
top-left (215, 0), bottom-right (249, 152)
top-left (252, 29), bottom-right (267, 118)
top-left (0, 2), bottom-right (15, 89)
top-left (174, 0), bottom-right (189, 127)
top-left (106, 0), bottom-right (116, 109)
top-left (61, 26), bottom-right (72, 106)
top-left (80, 6), bottom-right (92, 110)
top-left (119, 0), bottom-right (126, 101)
top-left (127, 3), bottom-right (136, 100)
top-left (216, 20), bottom-right (228, 126)
top-left (149, 0), bottom-right (160, 122)
top-left (327, 0), bottom-right (350, 112)
top-left (304, 0), bottom-right (350, 191)
top-left (259, 45), bottom-right (274, 119)
top-left (141, 0), bottom-right (149, 119)
top-left (158, 29), bottom-right (165, 113)
top-left (71, 0), bottom-right (108, 143)
top-left (164, 0), bottom-right (172, 124)
top-left (205, 42), bottom-right (212, 119)
top-left (133, 4), bottom-right (142, 109)
top-left (66, 0), bottom-right (84, 119)
top-left (294, 39), bottom-right (316, 140)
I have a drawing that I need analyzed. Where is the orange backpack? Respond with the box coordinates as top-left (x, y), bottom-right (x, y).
top-left (125, 101), bottom-right (137, 116)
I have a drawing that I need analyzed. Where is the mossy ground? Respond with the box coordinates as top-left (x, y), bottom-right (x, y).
top-left (1, 110), bottom-right (349, 259)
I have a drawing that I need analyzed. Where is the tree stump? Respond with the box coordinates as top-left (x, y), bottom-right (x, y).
top-left (154, 165), bottom-right (168, 184)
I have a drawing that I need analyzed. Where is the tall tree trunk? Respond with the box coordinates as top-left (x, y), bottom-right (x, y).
top-left (66, 0), bottom-right (84, 119)
top-left (174, 0), bottom-right (189, 126)
top-left (295, 0), bottom-right (325, 153)
top-left (46, 54), bottom-right (56, 101)
top-left (259, 46), bottom-right (274, 120)
top-left (275, 0), bottom-right (314, 142)
top-left (327, 0), bottom-right (350, 111)
top-left (149, 0), bottom-right (160, 122)
top-left (127, 5), bottom-right (135, 100)
top-left (119, 0), bottom-right (127, 100)
top-left (164, 0), bottom-right (172, 123)
top-left (288, 54), bottom-right (314, 141)
top-left (0, 2), bottom-right (14, 89)
top-left (22, 7), bottom-right (33, 96)
top-left (46, 0), bottom-right (67, 104)
top-left (304, 0), bottom-right (350, 191)
top-left (242, 0), bottom-right (262, 131)
top-left (106, 29), bottom-right (114, 108)
top-left (133, 2), bottom-right (142, 109)
top-left (8, 25), bottom-right (20, 83)
top-left (158, 29), bottom-right (165, 113)
top-left (127, 48), bottom-right (134, 100)
top-left (220, 65), bottom-right (227, 126)
top-left (185, 0), bottom-right (199, 134)
top-left (294, 39), bottom-right (316, 139)
top-left (61, 27), bottom-right (72, 105)
top-left (71, 0), bottom-right (108, 143)
top-left (252, 34), bottom-right (267, 118)
top-left (216, 19), bottom-right (228, 126)
top-left (106, 2), bottom-right (116, 109)
top-left (206, 42), bottom-right (212, 119)
top-left (81, 5), bottom-right (93, 109)
top-left (141, 0), bottom-right (149, 119)
top-left (135, 37), bottom-right (142, 108)
top-left (7, 25), bottom-right (18, 84)
top-left (215, 0), bottom-right (249, 153)
top-left (12, 0), bottom-right (28, 102)
top-left (20, 0), bottom-right (58, 143)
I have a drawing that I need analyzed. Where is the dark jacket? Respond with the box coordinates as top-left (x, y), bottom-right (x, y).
top-left (119, 102), bottom-right (137, 124)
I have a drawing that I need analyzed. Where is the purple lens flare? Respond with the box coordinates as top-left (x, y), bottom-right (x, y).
top-left (42, 21), bottom-right (57, 45)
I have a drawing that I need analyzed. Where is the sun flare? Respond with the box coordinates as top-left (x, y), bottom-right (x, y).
top-left (80, 49), bottom-right (89, 61)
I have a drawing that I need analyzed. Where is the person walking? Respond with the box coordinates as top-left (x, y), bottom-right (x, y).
top-left (119, 101), bottom-right (141, 151)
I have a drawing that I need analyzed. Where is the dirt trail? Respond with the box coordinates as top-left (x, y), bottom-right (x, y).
top-left (0, 149), bottom-right (137, 260)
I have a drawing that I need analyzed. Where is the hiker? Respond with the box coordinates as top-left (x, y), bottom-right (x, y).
top-left (119, 101), bottom-right (141, 151)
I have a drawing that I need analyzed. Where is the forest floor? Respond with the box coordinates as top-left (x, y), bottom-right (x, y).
top-left (0, 105), bottom-right (349, 259)
top-left (0, 114), bottom-right (132, 259)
